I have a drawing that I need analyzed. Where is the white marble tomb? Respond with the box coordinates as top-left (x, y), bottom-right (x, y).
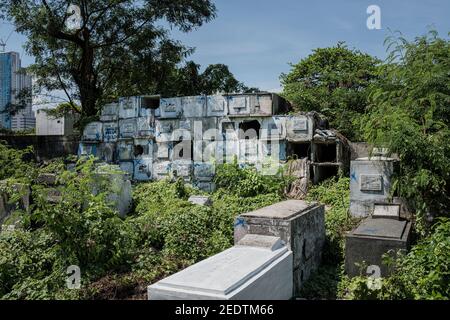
top-left (148, 234), bottom-right (293, 300)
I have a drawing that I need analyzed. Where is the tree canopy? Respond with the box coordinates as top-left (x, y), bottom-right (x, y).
top-left (362, 31), bottom-right (450, 234)
top-left (280, 43), bottom-right (380, 140)
top-left (0, 0), bottom-right (217, 121)
top-left (166, 62), bottom-right (257, 96)
top-left (281, 31), bottom-right (449, 234)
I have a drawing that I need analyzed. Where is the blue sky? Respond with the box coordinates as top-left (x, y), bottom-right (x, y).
top-left (1, 0), bottom-right (449, 92)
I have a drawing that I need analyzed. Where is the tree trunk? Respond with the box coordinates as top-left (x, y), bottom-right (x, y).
top-left (73, 30), bottom-right (101, 119)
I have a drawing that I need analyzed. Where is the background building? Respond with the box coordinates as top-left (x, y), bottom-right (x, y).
top-left (35, 108), bottom-right (78, 136)
top-left (0, 51), bottom-right (35, 131)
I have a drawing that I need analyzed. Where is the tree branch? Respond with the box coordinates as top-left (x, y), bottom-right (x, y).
top-left (92, 18), bottom-right (154, 49)
top-left (50, 50), bottom-right (77, 111)
top-left (88, 1), bottom-right (129, 32)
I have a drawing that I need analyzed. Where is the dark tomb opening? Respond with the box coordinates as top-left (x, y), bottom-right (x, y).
top-left (238, 120), bottom-right (260, 139)
top-left (315, 165), bottom-right (339, 183)
top-left (133, 145), bottom-right (144, 157)
top-left (288, 142), bottom-right (310, 159)
top-left (141, 96), bottom-right (160, 109)
top-left (314, 143), bottom-right (337, 163)
top-left (173, 140), bottom-right (193, 161)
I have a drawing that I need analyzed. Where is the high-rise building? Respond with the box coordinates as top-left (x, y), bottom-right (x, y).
top-left (0, 51), bottom-right (35, 131)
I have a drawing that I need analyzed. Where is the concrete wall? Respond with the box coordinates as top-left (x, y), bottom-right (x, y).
top-left (0, 181), bottom-right (30, 228)
top-left (0, 135), bottom-right (79, 161)
top-left (349, 142), bottom-right (370, 160)
top-left (236, 200), bottom-right (325, 297)
top-left (345, 218), bottom-right (412, 277)
top-left (349, 158), bottom-right (396, 217)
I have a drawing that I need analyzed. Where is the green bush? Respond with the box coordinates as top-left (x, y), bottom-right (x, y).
top-left (214, 159), bottom-right (287, 197)
top-left (131, 179), bottom-right (196, 247)
top-left (0, 141), bottom-right (37, 182)
top-left (132, 179), bottom-right (220, 262)
top-left (131, 172), bottom-right (284, 264)
top-left (162, 205), bottom-right (215, 261)
top-left (210, 189), bottom-right (283, 242)
top-left (32, 158), bottom-right (134, 276)
top-left (0, 229), bottom-right (70, 299)
top-left (382, 217), bottom-right (450, 299)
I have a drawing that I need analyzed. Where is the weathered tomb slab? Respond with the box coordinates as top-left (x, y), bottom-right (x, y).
top-left (148, 235), bottom-right (293, 300)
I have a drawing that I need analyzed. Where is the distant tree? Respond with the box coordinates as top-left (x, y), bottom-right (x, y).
top-left (165, 61), bottom-right (256, 97)
top-left (241, 86), bottom-right (261, 93)
top-left (280, 42), bottom-right (380, 140)
top-left (44, 102), bottom-right (81, 119)
top-left (200, 63), bottom-right (245, 94)
top-left (0, 0), bottom-right (216, 123)
top-left (173, 61), bottom-right (203, 97)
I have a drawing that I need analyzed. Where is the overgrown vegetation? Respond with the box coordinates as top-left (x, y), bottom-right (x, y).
top-left (0, 148), bottom-right (285, 299)
top-left (285, 31), bottom-right (450, 300)
top-left (306, 177), bottom-right (357, 264)
top-left (214, 159), bottom-right (289, 197)
top-left (362, 31), bottom-right (450, 235)
top-left (1, 28), bottom-right (449, 300)
top-left (281, 42), bottom-right (380, 140)
top-left (298, 176), bottom-right (450, 300)
top-left (0, 141), bottom-right (37, 183)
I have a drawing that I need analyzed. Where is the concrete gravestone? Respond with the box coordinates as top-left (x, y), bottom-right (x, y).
top-left (350, 157), bottom-right (397, 217)
top-left (188, 195), bottom-right (212, 206)
top-left (235, 199), bottom-right (325, 296)
top-left (148, 234), bottom-right (293, 300)
top-left (0, 181), bottom-right (31, 231)
top-left (372, 204), bottom-right (400, 219)
top-left (94, 164), bottom-right (132, 217)
top-left (345, 216), bottom-right (411, 277)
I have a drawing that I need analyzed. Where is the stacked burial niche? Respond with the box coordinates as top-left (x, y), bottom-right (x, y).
top-left (78, 92), bottom-right (350, 191)
top-left (345, 155), bottom-right (412, 277)
top-left (147, 199), bottom-right (325, 300)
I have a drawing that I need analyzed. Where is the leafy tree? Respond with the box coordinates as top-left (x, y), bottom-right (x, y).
top-left (362, 31), bottom-right (450, 234)
top-left (43, 102), bottom-right (81, 119)
top-left (0, 142), bottom-right (36, 182)
top-left (200, 63), bottom-right (245, 94)
top-left (280, 42), bottom-right (380, 139)
top-left (167, 61), bottom-right (254, 96)
top-left (172, 61), bottom-right (203, 97)
top-left (0, 0), bottom-right (216, 121)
